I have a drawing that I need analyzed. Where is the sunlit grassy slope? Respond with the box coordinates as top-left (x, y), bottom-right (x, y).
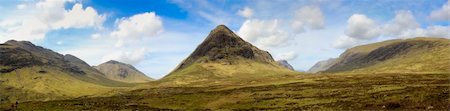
top-left (6, 72), bottom-right (448, 110)
top-left (0, 66), bottom-right (132, 103)
top-left (158, 58), bottom-right (296, 87)
top-left (326, 37), bottom-right (450, 73)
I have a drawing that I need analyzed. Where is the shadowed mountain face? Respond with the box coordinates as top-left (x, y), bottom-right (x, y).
top-left (277, 60), bottom-right (295, 71)
top-left (161, 25), bottom-right (294, 86)
top-left (1, 40), bottom-right (88, 75)
top-left (95, 60), bottom-right (153, 83)
top-left (322, 37), bottom-right (450, 73)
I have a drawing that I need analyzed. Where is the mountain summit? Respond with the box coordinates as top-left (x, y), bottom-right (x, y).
top-left (161, 25), bottom-right (294, 86)
top-left (174, 25), bottom-right (275, 70)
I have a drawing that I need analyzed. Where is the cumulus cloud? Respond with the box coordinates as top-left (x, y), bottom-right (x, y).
top-left (430, 0), bottom-right (450, 21)
top-left (345, 14), bottom-right (380, 40)
top-left (111, 12), bottom-right (163, 47)
top-left (52, 3), bottom-right (105, 29)
top-left (102, 48), bottom-right (148, 65)
top-left (292, 5), bottom-right (325, 33)
top-left (238, 19), bottom-right (290, 49)
top-left (0, 0), bottom-right (105, 41)
top-left (382, 10), bottom-right (419, 37)
top-left (276, 51), bottom-right (298, 61)
top-left (237, 7), bottom-right (254, 18)
top-left (333, 10), bottom-right (450, 49)
top-left (332, 35), bottom-right (361, 49)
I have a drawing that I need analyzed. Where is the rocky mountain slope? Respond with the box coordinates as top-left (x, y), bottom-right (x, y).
top-left (0, 40), bottom-right (130, 102)
top-left (277, 60), bottom-right (295, 71)
top-left (160, 25), bottom-right (295, 86)
top-left (321, 37), bottom-right (450, 73)
top-left (95, 60), bottom-right (153, 83)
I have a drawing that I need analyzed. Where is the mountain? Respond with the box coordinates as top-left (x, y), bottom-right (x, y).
top-left (276, 60), bottom-right (295, 71)
top-left (307, 58), bottom-right (337, 73)
top-left (160, 25), bottom-right (294, 86)
top-left (322, 37), bottom-right (450, 73)
top-left (0, 40), bottom-right (129, 102)
top-left (94, 60), bottom-right (153, 83)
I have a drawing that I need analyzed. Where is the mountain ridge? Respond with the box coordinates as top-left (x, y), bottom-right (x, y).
top-left (319, 37), bottom-right (450, 73)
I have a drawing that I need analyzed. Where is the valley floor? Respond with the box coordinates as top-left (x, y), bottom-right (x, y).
top-left (1, 72), bottom-right (449, 110)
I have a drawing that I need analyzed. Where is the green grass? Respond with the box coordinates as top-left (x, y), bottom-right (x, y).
top-left (2, 72), bottom-right (448, 110)
top-left (158, 58), bottom-right (297, 87)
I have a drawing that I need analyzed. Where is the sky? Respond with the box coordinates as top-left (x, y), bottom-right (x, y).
top-left (0, 0), bottom-right (449, 79)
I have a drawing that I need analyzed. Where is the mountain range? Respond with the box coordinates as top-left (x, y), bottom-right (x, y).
top-left (0, 40), bottom-right (153, 102)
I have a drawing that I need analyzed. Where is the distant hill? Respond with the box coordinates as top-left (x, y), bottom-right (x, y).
top-left (277, 60), bottom-right (295, 71)
top-left (319, 37), bottom-right (450, 73)
top-left (94, 60), bottom-right (153, 83)
top-left (160, 25), bottom-right (294, 86)
top-left (307, 58), bottom-right (337, 73)
top-left (0, 40), bottom-right (130, 102)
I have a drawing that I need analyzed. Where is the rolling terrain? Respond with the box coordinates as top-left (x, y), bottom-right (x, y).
top-left (0, 25), bottom-right (448, 110)
top-left (5, 72), bottom-right (448, 110)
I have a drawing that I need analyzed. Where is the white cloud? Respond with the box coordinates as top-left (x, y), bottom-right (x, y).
top-left (237, 7), bottom-right (254, 18)
top-left (52, 3), bottom-right (105, 29)
top-left (382, 10), bottom-right (419, 37)
top-left (0, 0), bottom-right (105, 41)
top-left (345, 14), bottom-right (380, 40)
top-left (7, 19), bottom-right (50, 41)
top-left (292, 5), bottom-right (325, 33)
top-left (430, 0), bottom-right (450, 21)
top-left (276, 51), bottom-right (298, 61)
top-left (17, 4), bottom-right (27, 10)
top-left (36, 0), bottom-right (67, 23)
top-left (111, 12), bottom-right (163, 47)
top-left (332, 35), bottom-right (361, 49)
top-left (424, 26), bottom-right (450, 38)
top-left (101, 47), bottom-right (148, 65)
top-left (238, 19), bottom-right (290, 49)
top-left (399, 25), bottom-right (450, 38)
top-left (334, 10), bottom-right (450, 49)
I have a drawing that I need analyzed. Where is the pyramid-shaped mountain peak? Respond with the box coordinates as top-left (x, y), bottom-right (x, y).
top-left (173, 25), bottom-right (275, 70)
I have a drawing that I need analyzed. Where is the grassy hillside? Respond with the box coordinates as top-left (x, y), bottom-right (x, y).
top-left (0, 66), bottom-right (132, 103)
top-left (159, 58), bottom-right (296, 86)
top-left (4, 72), bottom-right (448, 110)
top-left (326, 37), bottom-right (450, 73)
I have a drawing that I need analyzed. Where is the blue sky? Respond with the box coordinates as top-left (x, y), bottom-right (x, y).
top-left (0, 0), bottom-right (449, 79)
